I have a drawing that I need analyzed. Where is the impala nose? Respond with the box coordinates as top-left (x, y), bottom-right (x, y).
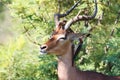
top-left (41, 45), bottom-right (47, 49)
top-left (40, 45), bottom-right (47, 54)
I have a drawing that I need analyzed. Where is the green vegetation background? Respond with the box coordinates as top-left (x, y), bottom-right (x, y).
top-left (0, 0), bottom-right (120, 80)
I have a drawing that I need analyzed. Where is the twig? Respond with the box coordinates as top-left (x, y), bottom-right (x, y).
top-left (58, 0), bottom-right (61, 13)
top-left (110, 28), bottom-right (114, 37)
top-left (24, 26), bottom-right (40, 46)
top-left (115, 10), bottom-right (120, 24)
top-left (23, 13), bottom-right (36, 29)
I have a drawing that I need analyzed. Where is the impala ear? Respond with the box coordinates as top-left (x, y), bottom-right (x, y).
top-left (57, 20), bottom-right (67, 29)
top-left (68, 33), bottom-right (90, 41)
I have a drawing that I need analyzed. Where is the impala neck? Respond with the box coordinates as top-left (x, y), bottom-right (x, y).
top-left (57, 44), bottom-right (73, 66)
top-left (57, 43), bottom-right (76, 80)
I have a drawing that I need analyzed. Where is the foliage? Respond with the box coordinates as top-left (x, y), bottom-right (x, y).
top-left (0, 35), bottom-right (57, 80)
top-left (0, 0), bottom-right (120, 80)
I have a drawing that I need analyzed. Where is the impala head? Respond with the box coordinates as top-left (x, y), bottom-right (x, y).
top-left (40, 21), bottom-right (75, 55)
top-left (40, 0), bottom-right (97, 56)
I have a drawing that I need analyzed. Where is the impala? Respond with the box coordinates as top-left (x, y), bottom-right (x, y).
top-left (40, 0), bottom-right (120, 80)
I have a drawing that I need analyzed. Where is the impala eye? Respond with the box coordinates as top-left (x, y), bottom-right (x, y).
top-left (59, 37), bottom-right (66, 40)
top-left (57, 34), bottom-right (67, 41)
top-left (58, 37), bottom-right (67, 42)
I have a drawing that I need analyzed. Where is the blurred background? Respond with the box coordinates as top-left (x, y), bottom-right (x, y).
top-left (0, 0), bottom-right (120, 80)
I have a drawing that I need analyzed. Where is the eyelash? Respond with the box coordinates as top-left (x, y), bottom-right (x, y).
top-left (58, 37), bottom-right (67, 41)
top-left (59, 37), bottom-right (66, 40)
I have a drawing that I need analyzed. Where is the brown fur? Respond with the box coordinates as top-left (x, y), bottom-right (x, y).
top-left (40, 25), bottom-right (120, 80)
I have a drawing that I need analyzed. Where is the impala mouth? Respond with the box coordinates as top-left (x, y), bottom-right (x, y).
top-left (40, 49), bottom-right (47, 54)
top-left (40, 45), bottom-right (48, 54)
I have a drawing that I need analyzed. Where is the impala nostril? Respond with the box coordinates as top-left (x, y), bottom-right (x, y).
top-left (40, 45), bottom-right (47, 50)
